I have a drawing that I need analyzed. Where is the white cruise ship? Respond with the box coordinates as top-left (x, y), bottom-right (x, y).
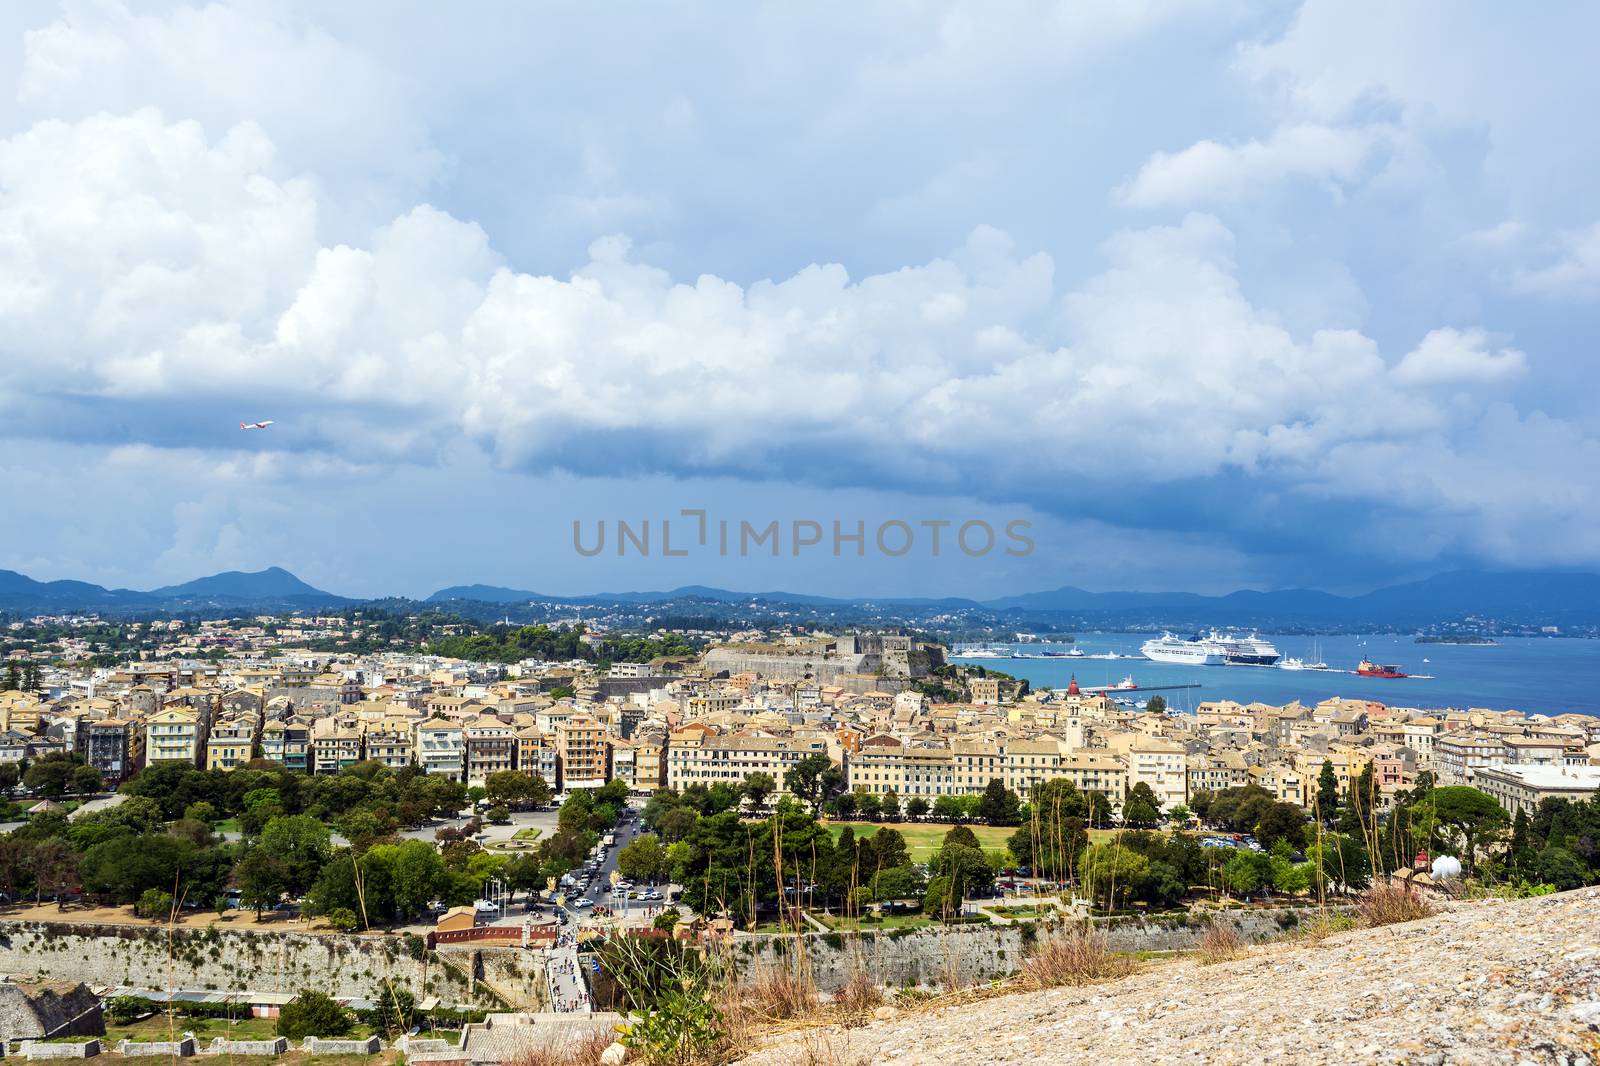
top-left (1215, 632), bottom-right (1282, 666)
top-left (1140, 632), bottom-right (1226, 665)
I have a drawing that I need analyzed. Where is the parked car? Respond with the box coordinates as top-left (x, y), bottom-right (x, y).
top-left (573, 897), bottom-right (594, 908)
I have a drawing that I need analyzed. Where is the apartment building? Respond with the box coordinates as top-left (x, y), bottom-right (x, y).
top-left (78, 718), bottom-right (144, 784)
top-left (515, 725), bottom-right (559, 787)
top-left (205, 716), bottom-right (257, 771)
top-left (144, 707), bottom-right (202, 765)
top-left (363, 719), bottom-right (415, 771)
top-left (665, 728), bottom-right (828, 792)
top-left (464, 715), bottom-right (516, 787)
top-left (631, 729), bottom-right (667, 791)
top-left (1187, 752), bottom-right (1250, 798)
top-left (415, 717), bottom-right (466, 780)
top-left (1126, 736), bottom-right (1188, 810)
top-left (557, 714), bottom-right (610, 789)
top-left (259, 718), bottom-right (311, 772)
top-left (1434, 732), bottom-right (1509, 784)
top-left (311, 715), bottom-right (363, 774)
top-left (1001, 736), bottom-right (1074, 797)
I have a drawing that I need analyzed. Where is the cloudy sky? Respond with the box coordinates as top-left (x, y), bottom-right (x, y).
top-left (2, 1), bottom-right (1598, 599)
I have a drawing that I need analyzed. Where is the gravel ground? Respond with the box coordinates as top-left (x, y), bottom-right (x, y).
top-left (735, 887), bottom-right (1600, 1066)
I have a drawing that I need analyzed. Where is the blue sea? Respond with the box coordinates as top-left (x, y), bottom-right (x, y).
top-left (953, 633), bottom-right (1600, 718)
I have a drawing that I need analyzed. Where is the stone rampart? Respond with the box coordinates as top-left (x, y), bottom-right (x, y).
top-left (0, 921), bottom-right (492, 1006)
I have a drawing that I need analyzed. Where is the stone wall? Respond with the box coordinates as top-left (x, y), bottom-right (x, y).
top-left (0, 921), bottom-right (496, 1007)
top-left (737, 905), bottom-right (1345, 992)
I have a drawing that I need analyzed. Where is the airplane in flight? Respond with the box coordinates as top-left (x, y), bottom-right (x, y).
top-left (240, 420), bottom-right (275, 430)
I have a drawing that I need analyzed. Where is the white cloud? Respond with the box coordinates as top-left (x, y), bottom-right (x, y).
top-left (1392, 328), bottom-right (1527, 387)
top-left (1118, 124), bottom-right (1388, 208)
top-left (1514, 223), bottom-right (1600, 300)
top-left (1, 106), bottom-right (1589, 573)
top-left (18, 0), bottom-right (437, 212)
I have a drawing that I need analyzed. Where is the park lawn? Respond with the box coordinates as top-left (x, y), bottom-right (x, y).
top-left (826, 821), bottom-right (1016, 862)
top-left (512, 827), bottom-right (543, 841)
top-left (106, 1014), bottom-right (281, 1043)
top-left (213, 817), bottom-right (242, 835)
top-left (812, 910), bottom-right (931, 932)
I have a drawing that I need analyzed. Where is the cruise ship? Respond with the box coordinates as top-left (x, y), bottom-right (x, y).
top-left (1216, 632), bottom-right (1282, 666)
top-left (1140, 632), bottom-right (1227, 665)
top-left (1140, 630), bottom-right (1282, 666)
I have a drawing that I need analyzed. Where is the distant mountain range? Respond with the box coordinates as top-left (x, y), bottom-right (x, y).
top-left (3, 566), bottom-right (1600, 628)
top-left (0, 566), bottom-right (353, 615)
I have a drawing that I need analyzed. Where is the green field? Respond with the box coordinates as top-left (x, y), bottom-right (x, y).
top-left (826, 821), bottom-right (1016, 861)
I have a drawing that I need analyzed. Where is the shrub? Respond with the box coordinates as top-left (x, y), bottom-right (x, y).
top-left (1020, 928), bottom-right (1135, 989)
top-left (326, 907), bottom-right (359, 931)
top-left (136, 889), bottom-right (174, 921)
top-left (276, 989), bottom-right (352, 1040)
top-left (1356, 883), bottom-right (1437, 928)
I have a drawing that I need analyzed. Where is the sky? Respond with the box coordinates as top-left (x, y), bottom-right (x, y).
top-left (2, 1), bottom-right (1599, 600)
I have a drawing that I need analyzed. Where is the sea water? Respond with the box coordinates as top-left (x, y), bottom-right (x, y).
top-left (954, 633), bottom-right (1600, 717)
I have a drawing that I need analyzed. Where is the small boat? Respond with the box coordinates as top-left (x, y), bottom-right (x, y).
top-left (1357, 659), bottom-right (1408, 678)
top-left (1279, 657), bottom-right (1307, 671)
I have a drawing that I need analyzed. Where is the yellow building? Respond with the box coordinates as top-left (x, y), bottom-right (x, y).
top-left (145, 707), bottom-right (202, 766)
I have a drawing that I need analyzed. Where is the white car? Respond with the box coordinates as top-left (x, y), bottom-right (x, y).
top-left (473, 900), bottom-right (499, 913)
top-left (573, 897), bottom-right (594, 908)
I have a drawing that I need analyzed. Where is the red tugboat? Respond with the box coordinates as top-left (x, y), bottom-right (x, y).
top-left (1357, 659), bottom-right (1408, 678)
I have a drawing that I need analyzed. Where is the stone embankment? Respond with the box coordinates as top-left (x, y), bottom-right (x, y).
top-left (736, 887), bottom-right (1600, 1065)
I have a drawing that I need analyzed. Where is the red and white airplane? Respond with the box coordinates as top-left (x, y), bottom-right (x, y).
top-left (239, 420), bottom-right (275, 430)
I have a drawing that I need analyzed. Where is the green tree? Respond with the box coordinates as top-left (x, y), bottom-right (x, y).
top-left (783, 753), bottom-right (835, 810)
top-left (1221, 849), bottom-right (1273, 897)
top-left (485, 770), bottom-right (550, 809)
top-left (259, 814), bottom-right (333, 895)
top-left (906, 797), bottom-right (929, 820)
top-left (1534, 846), bottom-right (1587, 890)
top-left (1079, 843), bottom-right (1150, 910)
top-left (236, 848), bottom-right (289, 918)
top-left (943, 824), bottom-right (981, 851)
top-left (879, 788), bottom-right (900, 821)
top-left (1254, 802), bottom-right (1309, 852)
top-left (137, 888), bottom-right (174, 921)
top-left (1144, 695), bottom-right (1167, 714)
top-left (1123, 782), bottom-right (1162, 827)
top-left (978, 779), bottom-right (1021, 826)
top-left (618, 834), bottom-right (665, 882)
top-left (1309, 833), bottom-right (1371, 894)
top-left (1316, 760), bottom-right (1341, 825)
top-left (741, 773), bottom-right (776, 810)
top-left (1415, 786), bottom-right (1508, 877)
top-left (276, 990), bottom-right (352, 1040)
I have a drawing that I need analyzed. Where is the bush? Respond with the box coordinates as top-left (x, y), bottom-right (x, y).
top-left (136, 888), bottom-right (174, 921)
top-left (326, 907), bottom-right (359, 931)
top-left (276, 989), bottom-right (352, 1040)
top-left (1356, 883), bottom-right (1437, 928)
top-left (1021, 928), bottom-right (1135, 988)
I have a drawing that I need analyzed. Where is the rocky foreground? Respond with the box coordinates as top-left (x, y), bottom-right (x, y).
top-left (736, 888), bottom-right (1600, 1066)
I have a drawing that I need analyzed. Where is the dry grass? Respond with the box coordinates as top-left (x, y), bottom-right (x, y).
top-left (1297, 911), bottom-right (1358, 944)
top-left (504, 1027), bottom-right (613, 1066)
top-left (796, 1032), bottom-right (870, 1066)
top-left (1197, 920), bottom-right (1247, 965)
top-left (742, 964), bottom-right (820, 1022)
top-left (833, 969), bottom-right (884, 1016)
top-left (1020, 927), bottom-right (1136, 989)
top-left (1357, 883), bottom-right (1438, 928)
top-left (937, 952), bottom-right (970, 994)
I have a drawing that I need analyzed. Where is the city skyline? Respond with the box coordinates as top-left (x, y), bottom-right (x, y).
top-left (3, 2), bottom-right (1600, 597)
